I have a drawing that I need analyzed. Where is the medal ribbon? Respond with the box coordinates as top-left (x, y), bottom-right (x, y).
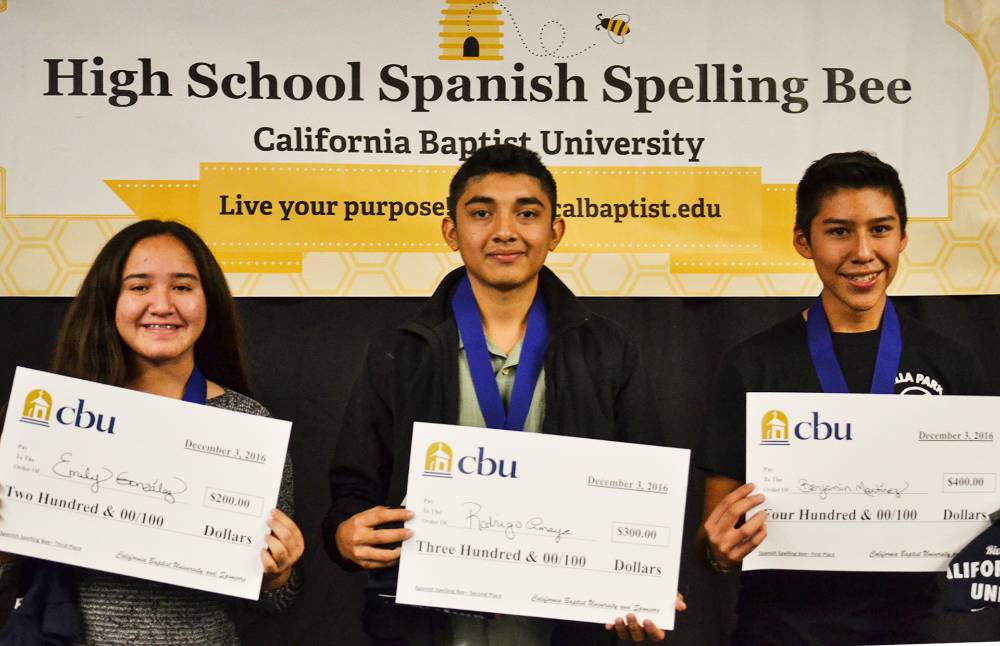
top-left (806, 295), bottom-right (901, 394)
top-left (451, 275), bottom-right (549, 431)
top-left (181, 366), bottom-right (208, 404)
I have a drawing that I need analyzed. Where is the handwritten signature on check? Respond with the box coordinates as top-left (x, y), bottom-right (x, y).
top-left (51, 452), bottom-right (188, 503)
top-left (462, 501), bottom-right (574, 543)
top-left (797, 478), bottom-right (910, 500)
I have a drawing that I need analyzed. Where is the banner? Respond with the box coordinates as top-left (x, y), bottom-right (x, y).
top-left (0, 1), bottom-right (996, 296)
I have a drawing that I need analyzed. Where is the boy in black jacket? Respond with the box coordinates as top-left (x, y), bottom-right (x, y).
top-left (324, 144), bottom-right (673, 645)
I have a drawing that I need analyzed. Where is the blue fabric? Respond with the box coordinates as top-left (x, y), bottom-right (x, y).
top-left (806, 296), bottom-right (901, 394)
top-left (181, 366), bottom-right (207, 405)
top-left (451, 276), bottom-right (549, 431)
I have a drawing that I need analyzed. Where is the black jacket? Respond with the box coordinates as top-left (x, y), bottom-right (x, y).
top-left (323, 267), bottom-right (664, 645)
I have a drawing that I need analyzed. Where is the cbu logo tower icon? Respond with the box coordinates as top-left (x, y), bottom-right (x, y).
top-left (760, 409), bottom-right (789, 445)
top-left (21, 389), bottom-right (52, 427)
top-left (424, 441), bottom-right (454, 478)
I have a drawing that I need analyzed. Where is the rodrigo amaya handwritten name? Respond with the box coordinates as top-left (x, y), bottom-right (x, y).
top-left (463, 502), bottom-right (573, 543)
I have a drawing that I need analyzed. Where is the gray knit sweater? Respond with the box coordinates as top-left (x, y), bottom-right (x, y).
top-left (4, 389), bottom-right (302, 645)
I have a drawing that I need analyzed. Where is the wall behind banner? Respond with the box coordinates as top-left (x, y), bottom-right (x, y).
top-left (4, 295), bottom-right (1000, 645)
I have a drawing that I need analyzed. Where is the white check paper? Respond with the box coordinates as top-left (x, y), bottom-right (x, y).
top-left (745, 392), bottom-right (999, 572)
top-left (396, 422), bottom-right (689, 627)
top-left (0, 367), bottom-right (291, 599)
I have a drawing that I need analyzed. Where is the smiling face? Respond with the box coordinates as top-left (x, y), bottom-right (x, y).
top-left (794, 187), bottom-right (907, 331)
top-left (442, 172), bottom-right (565, 294)
top-left (115, 235), bottom-right (207, 371)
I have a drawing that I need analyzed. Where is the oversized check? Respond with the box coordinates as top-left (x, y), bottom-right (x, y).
top-left (0, 367), bottom-right (290, 599)
top-left (396, 422), bottom-right (689, 628)
top-left (745, 392), bottom-right (999, 572)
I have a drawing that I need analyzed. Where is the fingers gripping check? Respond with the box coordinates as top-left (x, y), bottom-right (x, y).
top-left (261, 509), bottom-right (305, 591)
top-left (335, 506), bottom-right (415, 570)
top-left (704, 482), bottom-right (767, 570)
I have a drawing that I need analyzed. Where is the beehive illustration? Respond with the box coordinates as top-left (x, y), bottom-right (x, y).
top-left (439, 1), bottom-right (503, 61)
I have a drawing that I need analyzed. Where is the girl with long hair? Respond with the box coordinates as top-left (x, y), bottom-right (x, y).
top-left (4, 219), bottom-right (303, 644)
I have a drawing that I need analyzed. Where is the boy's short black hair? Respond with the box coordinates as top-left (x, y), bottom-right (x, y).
top-left (447, 144), bottom-right (557, 220)
top-left (796, 151), bottom-right (907, 240)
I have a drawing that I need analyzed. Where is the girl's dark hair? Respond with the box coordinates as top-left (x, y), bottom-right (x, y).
top-left (52, 220), bottom-right (251, 395)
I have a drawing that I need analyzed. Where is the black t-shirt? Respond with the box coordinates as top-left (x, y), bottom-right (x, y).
top-left (695, 309), bottom-right (991, 646)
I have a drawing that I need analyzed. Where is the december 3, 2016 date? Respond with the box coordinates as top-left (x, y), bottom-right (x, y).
top-left (183, 439), bottom-right (267, 464)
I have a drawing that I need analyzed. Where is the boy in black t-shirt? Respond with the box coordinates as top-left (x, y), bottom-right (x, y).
top-left (696, 151), bottom-right (989, 645)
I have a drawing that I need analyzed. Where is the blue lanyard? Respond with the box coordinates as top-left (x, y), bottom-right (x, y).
top-left (451, 275), bottom-right (549, 431)
top-left (181, 366), bottom-right (207, 404)
top-left (806, 296), bottom-right (901, 394)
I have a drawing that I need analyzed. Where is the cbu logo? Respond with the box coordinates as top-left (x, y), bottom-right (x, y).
top-left (458, 446), bottom-right (518, 479)
top-left (793, 411), bottom-right (852, 441)
top-left (423, 442), bottom-right (518, 479)
top-left (761, 409), bottom-right (852, 444)
top-left (55, 399), bottom-right (116, 434)
top-left (21, 387), bottom-right (117, 435)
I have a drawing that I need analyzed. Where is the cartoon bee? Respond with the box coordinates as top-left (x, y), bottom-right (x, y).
top-left (596, 12), bottom-right (631, 44)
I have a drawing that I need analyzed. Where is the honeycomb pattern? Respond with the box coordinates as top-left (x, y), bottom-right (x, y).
top-left (988, 268), bottom-right (1000, 290)
top-left (941, 244), bottom-right (990, 291)
top-left (300, 252), bottom-right (350, 294)
top-left (1, 1), bottom-right (1000, 297)
top-left (6, 246), bottom-right (60, 294)
top-left (54, 220), bottom-right (106, 266)
top-left (580, 254), bottom-right (635, 295)
top-left (390, 252), bottom-right (451, 295)
top-left (901, 223), bottom-right (946, 265)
